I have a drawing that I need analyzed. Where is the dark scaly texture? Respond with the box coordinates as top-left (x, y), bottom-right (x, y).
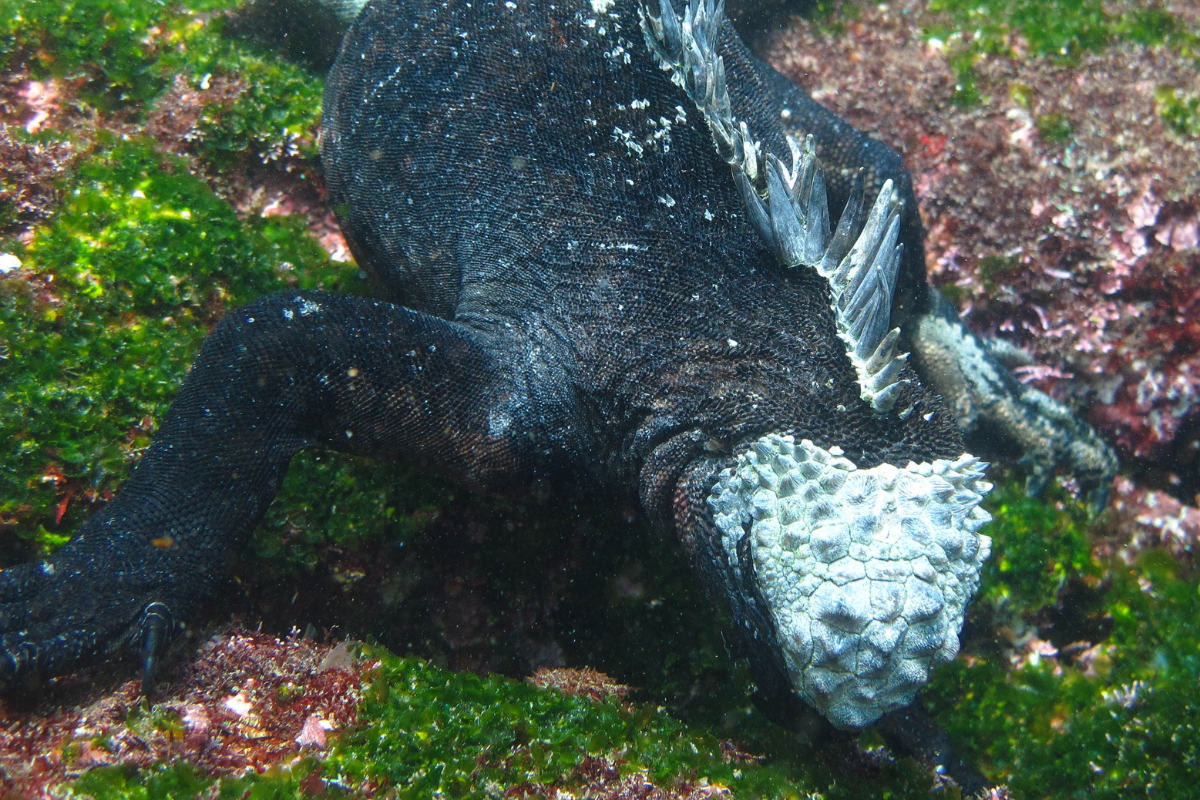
top-left (2, 0), bottom-right (1114, 791)
top-left (2, 0), bottom-right (961, 707)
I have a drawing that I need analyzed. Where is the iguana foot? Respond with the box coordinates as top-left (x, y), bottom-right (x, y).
top-left (0, 551), bottom-right (187, 692)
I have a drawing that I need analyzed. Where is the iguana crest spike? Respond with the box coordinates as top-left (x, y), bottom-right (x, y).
top-left (639, 0), bottom-right (909, 414)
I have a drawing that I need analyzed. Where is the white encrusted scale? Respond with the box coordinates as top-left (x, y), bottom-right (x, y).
top-left (708, 436), bottom-right (992, 728)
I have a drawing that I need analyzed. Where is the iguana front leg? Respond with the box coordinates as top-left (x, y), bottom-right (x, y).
top-left (759, 65), bottom-right (1117, 504)
top-left (907, 287), bottom-right (1118, 508)
top-left (0, 291), bottom-right (537, 691)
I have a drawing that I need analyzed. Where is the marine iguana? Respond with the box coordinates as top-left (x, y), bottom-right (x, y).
top-left (1, 0), bottom-right (1115, 788)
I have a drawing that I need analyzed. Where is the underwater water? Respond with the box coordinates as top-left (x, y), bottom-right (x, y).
top-left (1, 0), bottom-right (1199, 797)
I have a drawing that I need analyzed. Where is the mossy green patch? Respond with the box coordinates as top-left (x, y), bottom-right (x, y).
top-left (255, 453), bottom-right (453, 572)
top-left (927, 475), bottom-right (1200, 797)
top-left (975, 478), bottom-right (1098, 615)
top-left (161, 18), bottom-right (326, 168)
top-left (0, 0), bottom-right (372, 560)
top-left (977, 254), bottom-right (1022, 291)
top-left (923, 0), bottom-right (1200, 106)
top-left (803, 0), bottom-right (861, 39)
top-left (64, 646), bottom-right (952, 800)
top-left (931, 560), bottom-right (1200, 798)
top-left (1155, 85), bottom-right (1200, 139)
top-left (74, 760), bottom-right (324, 800)
top-left (189, 65), bottom-right (324, 167)
top-left (0, 137), bottom-right (360, 550)
top-left (330, 650), bottom-right (772, 797)
top-left (1035, 112), bottom-right (1074, 146)
top-left (0, 0), bottom-right (169, 108)
top-left (0, 0), bottom-right (324, 166)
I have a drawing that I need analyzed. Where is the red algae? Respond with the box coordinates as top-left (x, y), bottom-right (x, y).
top-left (1100, 476), bottom-right (1200, 567)
top-left (763, 0), bottom-right (1200, 470)
top-left (527, 666), bottom-right (634, 704)
top-left (0, 630), bottom-right (371, 798)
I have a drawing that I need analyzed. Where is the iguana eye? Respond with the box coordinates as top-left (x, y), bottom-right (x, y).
top-left (708, 434), bottom-right (992, 729)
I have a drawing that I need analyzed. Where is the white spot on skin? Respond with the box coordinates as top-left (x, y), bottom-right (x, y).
top-left (658, 194), bottom-right (676, 208)
top-left (612, 126), bottom-right (644, 157)
top-left (598, 242), bottom-right (647, 252)
top-left (295, 297), bottom-right (322, 316)
top-left (488, 408), bottom-right (512, 437)
top-left (590, 0), bottom-right (613, 12)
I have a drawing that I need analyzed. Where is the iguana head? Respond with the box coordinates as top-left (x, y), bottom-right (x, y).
top-left (707, 436), bottom-right (990, 729)
top-left (643, 0), bottom-right (993, 729)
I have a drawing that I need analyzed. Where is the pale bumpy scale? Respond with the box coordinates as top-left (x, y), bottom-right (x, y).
top-left (708, 435), bottom-right (992, 729)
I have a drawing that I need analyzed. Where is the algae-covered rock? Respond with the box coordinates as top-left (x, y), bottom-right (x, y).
top-left (2, 0), bottom-right (1200, 797)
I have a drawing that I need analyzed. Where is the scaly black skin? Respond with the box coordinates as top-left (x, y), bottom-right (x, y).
top-left (3, 0), bottom-right (1112, 791)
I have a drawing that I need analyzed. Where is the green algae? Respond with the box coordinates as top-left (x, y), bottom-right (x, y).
top-left (1034, 112), bottom-right (1074, 146)
top-left (0, 137), bottom-right (360, 549)
top-left (976, 255), bottom-right (1022, 291)
top-left (930, 562), bottom-right (1200, 798)
top-left (329, 649), bottom-right (790, 797)
top-left (1155, 85), bottom-right (1200, 139)
top-left (190, 64), bottom-right (323, 168)
top-left (64, 647), bottom-right (953, 800)
top-left (0, 0), bottom-right (368, 555)
top-left (973, 479), bottom-right (1098, 615)
top-left (0, 0), bottom-right (324, 163)
top-left (0, 0), bottom-right (168, 108)
top-left (928, 478), bottom-right (1200, 797)
top-left (74, 761), bottom-right (324, 800)
top-left (922, 0), bottom-right (1199, 106)
top-left (168, 23), bottom-right (325, 169)
top-left (254, 454), bottom-right (454, 573)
